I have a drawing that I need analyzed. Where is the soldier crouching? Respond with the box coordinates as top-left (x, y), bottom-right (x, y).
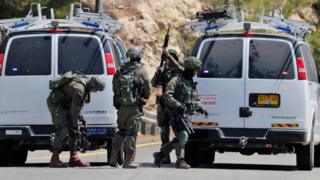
top-left (153, 57), bottom-right (208, 169)
top-left (47, 72), bottom-right (105, 168)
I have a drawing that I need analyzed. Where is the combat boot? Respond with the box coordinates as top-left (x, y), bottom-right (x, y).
top-left (153, 152), bottom-right (164, 168)
top-left (123, 151), bottom-right (138, 169)
top-left (109, 148), bottom-right (119, 167)
top-left (161, 154), bottom-right (171, 164)
top-left (69, 149), bottom-right (90, 167)
top-left (176, 158), bottom-right (190, 169)
top-left (49, 149), bottom-right (68, 168)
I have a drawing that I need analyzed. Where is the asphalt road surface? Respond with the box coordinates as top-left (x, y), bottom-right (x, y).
top-left (1, 141), bottom-right (320, 180)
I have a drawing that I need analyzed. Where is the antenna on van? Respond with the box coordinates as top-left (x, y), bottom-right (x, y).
top-left (186, 6), bottom-right (315, 39)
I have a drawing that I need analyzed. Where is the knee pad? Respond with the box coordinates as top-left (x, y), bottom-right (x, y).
top-left (177, 131), bottom-right (189, 147)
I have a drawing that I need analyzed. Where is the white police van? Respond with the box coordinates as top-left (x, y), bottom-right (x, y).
top-left (185, 9), bottom-right (320, 170)
top-left (0, 4), bottom-right (126, 165)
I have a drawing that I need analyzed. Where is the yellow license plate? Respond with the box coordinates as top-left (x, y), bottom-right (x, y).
top-left (257, 95), bottom-right (279, 106)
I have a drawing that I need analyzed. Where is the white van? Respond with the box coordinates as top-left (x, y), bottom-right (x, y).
top-left (0, 27), bottom-right (126, 165)
top-left (185, 25), bottom-right (320, 170)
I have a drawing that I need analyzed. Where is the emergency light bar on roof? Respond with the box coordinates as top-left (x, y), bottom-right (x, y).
top-left (0, 3), bottom-right (122, 36)
top-left (186, 7), bottom-right (315, 39)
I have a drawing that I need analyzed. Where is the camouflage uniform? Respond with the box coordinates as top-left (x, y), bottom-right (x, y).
top-left (47, 73), bottom-right (105, 168)
top-left (151, 49), bottom-right (183, 147)
top-left (153, 57), bottom-right (207, 169)
top-left (110, 47), bottom-right (151, 168)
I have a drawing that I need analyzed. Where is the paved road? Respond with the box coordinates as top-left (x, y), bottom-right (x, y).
top-left (1, 141), bottom-right (320, 180)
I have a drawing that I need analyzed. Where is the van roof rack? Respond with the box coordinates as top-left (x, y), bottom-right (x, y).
top-left (0, 3), bottom-right (122, 37)
top-left (186, 7), bottom-right (315, 39)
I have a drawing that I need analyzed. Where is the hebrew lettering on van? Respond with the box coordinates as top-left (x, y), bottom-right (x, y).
top-left (198, 94), bottom-right (216, 106)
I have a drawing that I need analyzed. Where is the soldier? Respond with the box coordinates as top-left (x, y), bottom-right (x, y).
top-left (153, 57), bottom-right (209, 169)
top-left (109, 47), bottom-right (151, 168)
top-left (47, 72), bottom-right (106, 168)
top-left (151, 48), bottom-right (183, 164)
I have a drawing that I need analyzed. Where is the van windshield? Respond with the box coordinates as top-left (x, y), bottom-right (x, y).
top-left (249, 40), bottom-right (294, 79)
top-left (198, 39), bottom-right (243, 78)
top-left (58, 36), bottom-right (104, 75)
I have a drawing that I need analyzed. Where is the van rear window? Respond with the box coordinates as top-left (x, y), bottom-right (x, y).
top-left (249, 40), bottom-right (294, 79)
top-left (5, 36), bottom-right (51, 76)
top-left (198, 39), bottom-right (243, 78)
top-left (58, 36), bottom-right (103, 75)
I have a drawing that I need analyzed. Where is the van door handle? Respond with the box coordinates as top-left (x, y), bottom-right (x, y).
top-left (239, 107), bottom-right (252, 118)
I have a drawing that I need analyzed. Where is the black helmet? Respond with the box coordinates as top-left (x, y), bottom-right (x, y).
top-left (89, 76), bottom-right (105, 91)
top-left (126, 47), bottom-right (144, 61)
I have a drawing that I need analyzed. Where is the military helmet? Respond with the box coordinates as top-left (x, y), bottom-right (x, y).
top-left (89, 76), bottom-right (105, 91)
top-left (126, 47), bottom-right (144, 61)
top-left (168, 49), bottom-right (179, 60)
top-left (184, 57), bottom-right (202, 70)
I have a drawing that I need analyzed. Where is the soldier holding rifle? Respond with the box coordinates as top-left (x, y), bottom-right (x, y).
top-left (153, 57), bottom-right (209, 169)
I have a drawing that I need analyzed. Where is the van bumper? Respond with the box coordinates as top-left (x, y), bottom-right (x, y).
top-left (189, 128), bottom-right (308, 144)
top-left (0, 125), bottom-right (117, 140)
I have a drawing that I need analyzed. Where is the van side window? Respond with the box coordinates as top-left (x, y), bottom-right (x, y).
top-left (198, 39), bottom-right (243, 78)
top-left (300, 45), bottom-right (318, 82)
top-left (249, 40), bottom-right (294, 80)
top-left (5, 36), bottom-right (51, 76)
top-left (58, 36), bottom-right (103, 75)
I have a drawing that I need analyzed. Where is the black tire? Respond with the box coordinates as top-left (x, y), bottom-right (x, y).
top-left (106, 139), bottom-right (112, 164)
top-left (314, 145), bottom-right (320, 167)
top-left (0, 141), bottom-right (28, 166)
top-left (185, 142), bottom-right (214, 167)
top-left (7, 148), bottom-right (28, 165)
top-left (0, 141), bottom-right (9, 166)
top-left (198, 148), bottom-right (215, 165)
top-left (185, 141), bottom-right (200, 167)
top-left (296, 142), bottom-right (314, 170)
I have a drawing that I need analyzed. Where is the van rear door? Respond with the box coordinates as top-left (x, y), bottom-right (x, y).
top-left (55, 34), bottom-right (116, 126)
top-left (244, 38), bottom-right (304, 129)
top-left (0, 35), bottom-right (54, 125)
top-left (194, 38), bottom-right (245, 128)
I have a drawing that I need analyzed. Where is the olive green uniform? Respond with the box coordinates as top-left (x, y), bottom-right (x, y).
top-left (161, 74), bottom-right (205, 159)
top-left (112, 61), bottom-right (151, 155)
top-left (152, 67), bottom-right (181, 145)
top-left (47, 78), bottom-right (88, 151)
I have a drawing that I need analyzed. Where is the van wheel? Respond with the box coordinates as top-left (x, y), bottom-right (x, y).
top-left (185, 141), bottom-right (200, 167)
top-left (7, 148), bottom-right (28, 165)
top-left (198, 148), bottom-right (215, 166)
top-left (0, 141), bottom-right (9, 166)
top-left (185, 142), bottom-right (214, 167)
top-left (296, 142), bottom-right (314, 170)
top-left (314, 145), bottom-right (320, 167)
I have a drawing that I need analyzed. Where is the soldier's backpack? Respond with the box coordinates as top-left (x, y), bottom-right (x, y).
top-left (113, 64), bottom-right (142, 106)
top-left (50, 71), bottom-right (87, 91)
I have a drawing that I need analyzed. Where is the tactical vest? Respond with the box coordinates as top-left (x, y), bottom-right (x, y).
top-left (51, 71), bottom-right (87, 91)
top-left (180, 77), bottom-right (198, 112)
top-left (49, 71), bottom-right (89, 104)
top-left (116, 63), bottom-right (143, 106)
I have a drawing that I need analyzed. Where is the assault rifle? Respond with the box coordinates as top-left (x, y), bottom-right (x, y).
top-left (160, 28), bottom-right (170, 67)
top-left (175, 106), bottom-right (195, 135)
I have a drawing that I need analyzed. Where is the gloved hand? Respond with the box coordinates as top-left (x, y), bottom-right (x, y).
top-left (203, 110), bottom-right (209, 119)
top-left (177, 104), bottom-right (187, 113)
